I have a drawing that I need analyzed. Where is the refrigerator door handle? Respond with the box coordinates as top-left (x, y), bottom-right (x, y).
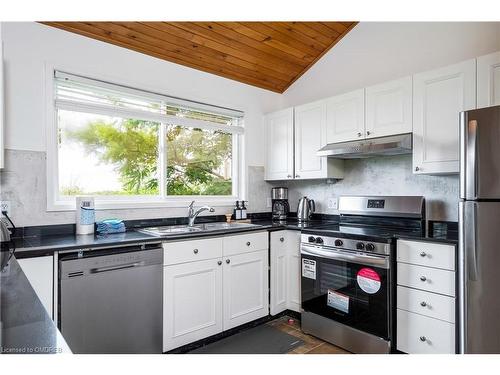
top-left (466, 120), bottom-right (479, 199)
top-left (467, 202), bottom-right (479, 282)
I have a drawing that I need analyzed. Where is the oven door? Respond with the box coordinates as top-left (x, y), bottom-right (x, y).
top-left (301, 244), bottom-right (390, 339)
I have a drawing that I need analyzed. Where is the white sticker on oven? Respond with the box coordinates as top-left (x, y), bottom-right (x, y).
top-left (302, 259), bottom-right (316, 279)
top-left (357, 267), bottom-right (381, 294)
top-left (327, 290), bottom-right (349, 313)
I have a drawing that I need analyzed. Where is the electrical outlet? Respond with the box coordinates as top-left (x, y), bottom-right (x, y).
top-left (266, 197), bottom-right (272, 208)
top-left (0, 201), bottom-right (11, 216)
top-left (327, 197), bottom-right (338, 210)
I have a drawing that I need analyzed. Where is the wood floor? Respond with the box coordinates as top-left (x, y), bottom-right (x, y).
top-left (266, 315), bottom-right (350, 354)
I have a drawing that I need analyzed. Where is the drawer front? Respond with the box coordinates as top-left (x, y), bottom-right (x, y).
top-left (163, 238), bottom-right (223, 265)
top-left (397, 263), bottom-right (455, 296)
top-left (223, 232), bottom-right (268, 256)
top-left (397, 286), bottom-right (455, 323)
top-left (397, 239), bottom-right (455, 271)
top-left (397, 309), bottom-right (455, 354)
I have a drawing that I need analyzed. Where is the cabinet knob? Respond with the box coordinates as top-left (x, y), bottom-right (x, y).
top-left (420, 301), bottom-right (427, 307)
top-left (366, 131), bottom-right (371, 136)
top-left (280, 237), bottom-right (285, 242)
top-left (357, 132), bottom-right (362, 137)
top-left (217, 260), bottom-right (222, 266)
top-left (420, 276), bottom-right (427, 282)
top-left (226, 259), bottom-right (231, 264)
top-left (419, 336), bottom-right (427, 342)
top-left (246, 241), bottom-right (251, 246)
top-left (295, 174), bottom-right (300, 178)
top-left (287, 175), bottom-right (292, 178)
top-left (415, 166), bottom-right (420, 172)
top-left (420, 251), bottom-right (427, 257)
top-left (193, 249), bottom-right (199, 254)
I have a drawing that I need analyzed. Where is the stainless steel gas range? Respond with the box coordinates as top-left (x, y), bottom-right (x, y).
top-left (300, 196), bottom-right (425, 354)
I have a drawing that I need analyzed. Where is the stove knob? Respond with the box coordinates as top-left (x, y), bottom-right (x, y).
top-left (356, 242), bottom-right (365, 250)
top-left (334, 239), bottom-right (343, 247)
top-left (315, 237), bottom-right (324, 244)
top-left (308, 236), bottom-right (316, 243)
top-left (365, 243), bottom-right (375, 251)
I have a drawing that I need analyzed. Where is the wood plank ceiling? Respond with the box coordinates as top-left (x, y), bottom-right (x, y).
top-left (42, 22), bottom-right (357, 93)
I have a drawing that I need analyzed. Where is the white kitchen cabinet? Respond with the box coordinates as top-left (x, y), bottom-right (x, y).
top-left (270, 230), bottom-right (301, 315)
top-left (163, 258), bottom-right (223, 352)
top-left (0, 23), bottom-right (4, 169)
top-left (365, 76), bottom-right (413, 138)
top-left (222, 249), bottom-right (268, 330)
top-left (412, 59), bottom-right (476, 174)
top-left (325, 89), bottom-right (365, 144)
top-left (17, 256), bottom-right (54, 318)
top-left (264, 108), bottom-right (294, 180)
top-left (477, 50), bottom-right (500, 108)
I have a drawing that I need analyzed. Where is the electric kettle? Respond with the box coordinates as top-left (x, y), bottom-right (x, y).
top-left (297, 196), bottom-right (315, 222)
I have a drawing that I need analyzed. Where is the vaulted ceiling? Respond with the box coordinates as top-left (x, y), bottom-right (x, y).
top-left (42, 22), bottom-right (357, 93)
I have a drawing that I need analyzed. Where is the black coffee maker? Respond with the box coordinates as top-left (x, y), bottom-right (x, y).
top-left (271, 187), bottom-right (290, 221)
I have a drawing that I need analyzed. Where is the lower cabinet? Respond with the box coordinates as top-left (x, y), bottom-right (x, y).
top-left (163, 258), bottom-right (223, 352)
top-left (162, 232), bottom-right (269, 352)
top-left (17, 255), bottom-right (54, 318)
top-left (270, 230), bottom-right (301, 315)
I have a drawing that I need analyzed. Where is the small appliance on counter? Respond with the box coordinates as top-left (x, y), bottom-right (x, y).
top-left (297, 196), bottom-right (315, 222)
top-left (76, 196), bottom-right (95, 235)
top-left (271, 187), bottom-right (290, 221)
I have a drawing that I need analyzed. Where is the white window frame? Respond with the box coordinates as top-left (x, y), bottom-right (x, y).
top-left (45, 64), bottom-right (245, 211)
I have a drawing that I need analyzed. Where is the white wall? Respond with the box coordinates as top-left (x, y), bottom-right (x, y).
top-left (283, 22), bottom-right (500, 107)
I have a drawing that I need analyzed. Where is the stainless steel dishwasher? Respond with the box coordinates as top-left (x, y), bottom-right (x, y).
top-left (58, 243), bottom-right (163, 354)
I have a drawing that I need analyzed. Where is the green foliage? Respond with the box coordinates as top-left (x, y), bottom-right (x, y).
top-left (63, 118), bottom-right (232, 196)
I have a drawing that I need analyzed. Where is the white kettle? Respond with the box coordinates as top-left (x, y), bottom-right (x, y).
top-left (297, 196), bottom-right (315, 222)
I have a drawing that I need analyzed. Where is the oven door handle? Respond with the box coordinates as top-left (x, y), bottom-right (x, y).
top-left (301, 245), bottom-right (390, 269)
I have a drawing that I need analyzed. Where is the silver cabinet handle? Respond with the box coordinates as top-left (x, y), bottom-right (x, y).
top-left (420, 336), bottom-right (427, 342)
top-left (193, 249), bottom-right (199, 254)
top-left (280, 237), bottom-right (285, 242)
top-left (420, 276), bottom-right (427, 282)
top-left (246, 241), bottom-right (251, 246)
top-left (420, 251), bottom-right (426, 257)
top-left (357, 132), bottom-right (362, 137)
top-left (420, 301), bottom-right (427, 307)
top-left (217, 260), bottom-right (222, 266)
top-left (226, 259), bottom-right (231, 264)
top-left (366, 131), bottom-right (371, 136)
top-left (415, 166), bottom-right (420, 172)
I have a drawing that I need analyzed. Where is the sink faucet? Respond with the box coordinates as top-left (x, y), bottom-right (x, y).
top-left (188, 201), bottom-right (215, 227)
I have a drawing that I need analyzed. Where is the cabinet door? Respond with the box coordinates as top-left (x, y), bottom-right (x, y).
top-left (413, 59), bottom-right (476, 174)
top-left (0, 23), bottom-right (4, 169)
top-left (163, 258), bottom-right (223, 352)
top-left (294, 100), bottom-right (326, 179)
top-left (365, 76), bottom-right (412, 138)
top-left (325, 89), bottom-right (365, 144)
top-left (223, 250), bottom-right (269, 330)
top-left (286, 231), bottom-right (301, 313)
top-left (17, 256), bottom-right (54, 318)
top-left (264, 108), bottom-right (294, 181)
top-left (270, 231), bottom-right (287, 315)
top-left (477, 51), bottom-right (500, 108)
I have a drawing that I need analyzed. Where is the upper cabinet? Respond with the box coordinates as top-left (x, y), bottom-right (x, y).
top-left (265, 104), bottom-right (344, 181)
top-left (413, 59), bottom-right (476, 175)
top-left (325, 89), bottom-right (365, 143)
top-left (264, 108), bottom-right (294, 180)
top-left (477, 51), bottom-right (500, 108)
top-left (0, 23), bottom-right (4, 169)
top-left (365, 76), bottom-right (413, 139)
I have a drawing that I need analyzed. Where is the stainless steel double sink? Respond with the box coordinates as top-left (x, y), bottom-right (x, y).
top-left (136, 222), bottom-right (260, 237)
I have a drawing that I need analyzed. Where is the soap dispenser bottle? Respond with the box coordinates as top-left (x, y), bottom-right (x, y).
top-left (234, 201), bottom-right (242, 220)
top-left (241, 201), bottom-right (247, 220)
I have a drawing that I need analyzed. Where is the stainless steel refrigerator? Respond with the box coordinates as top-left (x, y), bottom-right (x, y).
top-left (459, 105), bottom-right (500, 353)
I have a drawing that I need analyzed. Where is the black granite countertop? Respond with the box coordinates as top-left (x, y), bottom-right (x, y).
top-left (0, 257), bottom-right (71, 354)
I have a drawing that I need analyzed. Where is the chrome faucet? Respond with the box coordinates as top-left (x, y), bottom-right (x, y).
top-left (188, 201), bottom-right (215, 227)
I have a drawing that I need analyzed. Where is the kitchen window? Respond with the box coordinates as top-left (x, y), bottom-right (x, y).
top-left (47, 70), bottom-right (244, 210)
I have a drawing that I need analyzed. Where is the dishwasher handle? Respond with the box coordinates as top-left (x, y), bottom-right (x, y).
top-left (90, 261), bottom-right (146, 274)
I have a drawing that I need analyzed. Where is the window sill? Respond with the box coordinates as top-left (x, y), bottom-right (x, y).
top-left (47, 197), bottom-right (239, 212)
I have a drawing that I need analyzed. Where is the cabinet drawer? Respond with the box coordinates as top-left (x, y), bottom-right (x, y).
top-left (223, 232), bottom-right (268, 256)
top-left (397, 239), bottom-right (455, 270)
top-left (163, 238), bottom-right (223, 265)
top-left (397, 286), bottom-right (455, 323)
top-left (397, 263), bottom-right (455, 296)
top-left (397, 309), bottom-right (455, 354)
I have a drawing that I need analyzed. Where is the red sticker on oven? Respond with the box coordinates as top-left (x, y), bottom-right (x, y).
top-left (356, 267), bottom-right (381, 294)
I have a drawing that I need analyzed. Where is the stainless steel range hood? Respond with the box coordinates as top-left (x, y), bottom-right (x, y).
top-left (317, 133), bottom-right (412, 159)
